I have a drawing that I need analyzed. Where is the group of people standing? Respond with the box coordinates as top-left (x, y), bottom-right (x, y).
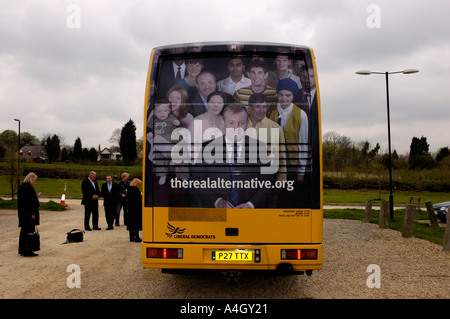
top-left (16, 171), bottom-right (144, 257)
top-left (81, 171), bottom-right (143, 242)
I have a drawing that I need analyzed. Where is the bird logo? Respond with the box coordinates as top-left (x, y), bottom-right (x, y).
top-left (166, 222), bottom-right (186, 238)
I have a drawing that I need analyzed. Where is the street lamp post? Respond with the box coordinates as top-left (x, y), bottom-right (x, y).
top-left (355, 69), bottom-right (419, 219)
top-left (14, 118), bottom-right (21, 192)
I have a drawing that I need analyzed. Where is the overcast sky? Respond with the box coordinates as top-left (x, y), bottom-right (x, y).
top-left (1, 0), bottom-right (449, 154)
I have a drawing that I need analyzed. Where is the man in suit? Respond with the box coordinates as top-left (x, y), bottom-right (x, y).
top-left (191, 104), bottom-right (277, 208)
top-left (189, 71), bottom-right (217, 117)
top-left (101, 175), bottom-right (120, 230)
top-left (81, 171), bottom-right (101, 231)
top-left (156, 48), bottom-right (187, 99)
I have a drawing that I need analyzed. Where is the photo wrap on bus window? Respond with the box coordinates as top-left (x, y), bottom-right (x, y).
top-left (145, 49), bottom-right (319, 209)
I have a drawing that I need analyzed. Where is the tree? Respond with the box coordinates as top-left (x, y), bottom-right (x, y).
top-left (323, 131), bottom-right (354, 173)
top-left (119, 119), bottom-right (137, 164)
top-left (61, 147), bottom-right (69, 163)
top-left (88, 147), bottom-right (98, 162)
top-left (109, 128), bottom-right (121, 149)
top-left (0, 130), bottom-right (20, 199)
top-left (73, 137), bottom-right (82, 162)
top-left (4, 146), bottom-right (19, 199)
top-left (136, 136), bottom-right (144, 160)
top-left (408, 136), bottom-right (436, 170)
top-left (20, 132), bottom-right (39, 146)
top-left (436, 147), bottom-right (450, 163)
top-left (359, 141), bottom-right (380, 175)
top-left (0, 130), bottom-right (18, 148)
top-left (82, 148), bottom-right (90, 161)
top-left (45, 134), bottom-right (61, 163)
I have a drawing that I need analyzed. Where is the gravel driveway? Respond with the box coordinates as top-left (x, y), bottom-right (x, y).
top-left (0, 200), bottom-right (448, 299)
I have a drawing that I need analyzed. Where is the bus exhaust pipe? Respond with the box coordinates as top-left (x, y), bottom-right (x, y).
top-left (276, 263), bottom-right (293, 274)
top-left (222, 271), bottom-right (242, 285)
top-left (276, 264), bottom-right (313, 276)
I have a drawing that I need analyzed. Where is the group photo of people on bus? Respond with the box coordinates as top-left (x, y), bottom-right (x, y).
top-left (145, 43), bottom-right (319, 209)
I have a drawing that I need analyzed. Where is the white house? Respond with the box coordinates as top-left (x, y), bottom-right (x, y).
top-left (97, 148), bottom-right (122, 161)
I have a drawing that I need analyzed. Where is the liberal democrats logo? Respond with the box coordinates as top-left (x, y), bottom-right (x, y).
top-left (165, 222), bottom-right (216, 240)
top-left (165, 222), bottom-right (186, 238)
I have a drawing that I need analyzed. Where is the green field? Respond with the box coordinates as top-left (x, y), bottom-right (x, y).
top-left (0, 177), bottom-right (85, 198)
top-left (323, 189), bottom-right (449, 206)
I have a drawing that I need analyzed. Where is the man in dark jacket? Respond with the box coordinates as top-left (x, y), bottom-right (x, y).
top-left (81, 171), bottom-right (101, 231)
top-left (101, 175), bottom-right (120, 230)
top-left (116, 172), bottom-right (130, 226)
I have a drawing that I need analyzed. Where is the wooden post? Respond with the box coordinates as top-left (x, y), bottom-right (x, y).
top-left (425, 200), bottom-right (439, 228)
top-left (444, 210), bottom-right (450, 251)
top-left (379, 200), bottom-right (389, 229)
top-left (402, 204), bottom-right (416, 238)
top-left (364, 199), bottom-right (372, 223)
top-left (409, 196), bottom-right (421, 210)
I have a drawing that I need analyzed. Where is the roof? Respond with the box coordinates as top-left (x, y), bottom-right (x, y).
top-left (99, 147), bottom-right (121, 155)
top-left (19, 145), bottom-right (46, 159)
top-left (153, 41), bottom-right (310, 52)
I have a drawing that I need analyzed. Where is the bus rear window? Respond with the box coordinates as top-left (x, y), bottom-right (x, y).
top-left (145, 43), bottom-right (320, 210)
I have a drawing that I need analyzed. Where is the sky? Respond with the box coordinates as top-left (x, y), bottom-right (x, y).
top-left (1, 0), bottom-right (449, 155)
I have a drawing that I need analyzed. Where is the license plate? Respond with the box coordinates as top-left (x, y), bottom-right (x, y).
top-left (212, 250), bottom-right (253, 261)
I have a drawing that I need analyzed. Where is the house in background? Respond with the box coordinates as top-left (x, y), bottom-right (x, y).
top-left (97, 147), bottom-right (122, 161)
top-left (19, 145), bottom-right (48, 163)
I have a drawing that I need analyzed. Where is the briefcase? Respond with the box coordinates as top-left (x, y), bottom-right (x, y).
top-left (26, 227), bottom-right (40, 251)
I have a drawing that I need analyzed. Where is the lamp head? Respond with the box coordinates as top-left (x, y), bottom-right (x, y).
top-left (355, 70), bottom-right (372, 75)
top-left (402, 69), bottom-right (419, 74)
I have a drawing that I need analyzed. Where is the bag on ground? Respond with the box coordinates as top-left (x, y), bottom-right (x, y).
top-left (66, 229), bottom-right (84, 243)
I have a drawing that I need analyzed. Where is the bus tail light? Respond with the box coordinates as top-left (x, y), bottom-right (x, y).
top-left (281, 249), bottom-right (317, 260)
top-left (147, 248), bottom-right (183, 259)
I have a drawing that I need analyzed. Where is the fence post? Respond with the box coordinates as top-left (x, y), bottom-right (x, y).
top-left (379, 200), bottom-right (389, 229)
top-left (444, 210), bottom-right (450, 251)
top-left (364, 199), bottom-right (372, 223)
top-left (425, 200), bottom-right (439, 228)
top-left (402, 204), bottom-right (416, 238)
top-left (409, 196), bottom-right (421, 210)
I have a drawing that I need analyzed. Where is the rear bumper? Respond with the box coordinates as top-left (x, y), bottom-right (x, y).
top-left (142, 242), bottom-right (323, 272)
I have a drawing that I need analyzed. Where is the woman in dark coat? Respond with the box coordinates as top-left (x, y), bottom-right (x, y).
top-left (127, 178), bottom-right (142, 242)
top-left (18, 172), bottom-right (40, 257)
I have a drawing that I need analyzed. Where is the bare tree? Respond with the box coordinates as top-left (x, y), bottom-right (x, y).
top-left (109, 128), bottom-right (121, 149)
top-left (0, 130), bottom-right (20, 199)
top-left (4, 145), bottom-right (19, 200)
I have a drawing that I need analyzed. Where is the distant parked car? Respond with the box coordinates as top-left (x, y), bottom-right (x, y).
top-left (433, 201), bottom-right (449, 223)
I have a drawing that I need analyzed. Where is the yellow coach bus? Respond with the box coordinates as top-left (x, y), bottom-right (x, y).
top-left (142, 42), bottom-right (322, 276)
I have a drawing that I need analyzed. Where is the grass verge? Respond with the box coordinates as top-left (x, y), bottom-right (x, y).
top-left (0, 198), bottom-right (66, 211)
top-left (324, 208), bottom-right (446, 246)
